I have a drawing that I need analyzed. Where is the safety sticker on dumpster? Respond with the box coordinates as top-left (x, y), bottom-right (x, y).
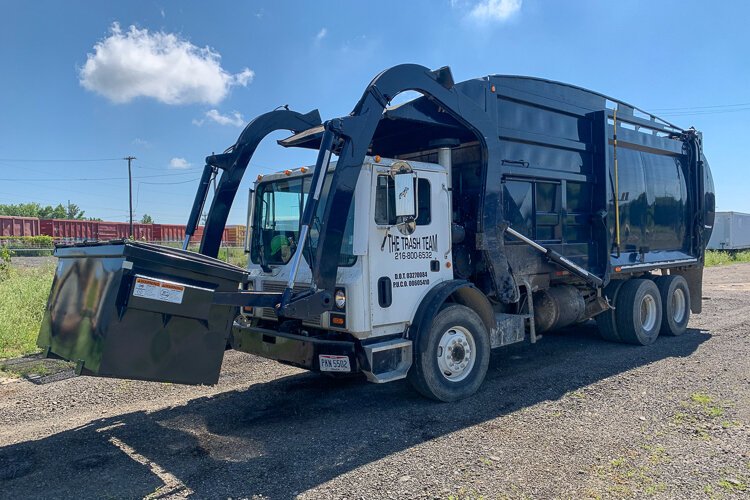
top-left (133, 277), bottom-right (185, 304)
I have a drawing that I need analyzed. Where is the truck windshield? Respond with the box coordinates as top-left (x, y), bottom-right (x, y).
top-left (250, 176), bottom-right (356, 267)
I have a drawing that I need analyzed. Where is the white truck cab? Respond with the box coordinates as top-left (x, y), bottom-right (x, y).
top-left (235, 156), bottom-right (456, 383)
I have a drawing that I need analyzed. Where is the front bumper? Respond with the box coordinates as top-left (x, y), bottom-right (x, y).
top-left (231, 323), bottom-right (358, 373)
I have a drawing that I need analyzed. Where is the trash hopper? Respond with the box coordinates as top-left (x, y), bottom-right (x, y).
top-left (37, 241), bottom-right (248, 385)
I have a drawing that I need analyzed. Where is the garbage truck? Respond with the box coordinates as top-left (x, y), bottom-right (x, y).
top-left (37, 64), bottom-right (715, 401)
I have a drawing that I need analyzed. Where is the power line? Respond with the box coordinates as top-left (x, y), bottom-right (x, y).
top-left (138, 178), bottom-right (200, 185)
top-left (135, 164), bottom-right (193, 172)
top-left (650, 101), bottom-right (750, 112)
top-left (0, 157), bottom-right (123, 162)
top-left (0, 171), bottom-right (200, 181)
top-left (657, 107), bottom-right (750, 117)
top-left (0, 157), bottom-right (283, 174)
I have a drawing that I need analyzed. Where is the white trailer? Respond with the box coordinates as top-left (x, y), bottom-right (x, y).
top-left (707, 212), bottom-right (750, 250)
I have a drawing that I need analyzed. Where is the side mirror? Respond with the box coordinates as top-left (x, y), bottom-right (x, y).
top-left (396, 217), bottom-right (416, 235)
top-left (393, 172), bottom-right (416, 235)
top-left (394, 173), bottom-right (415, 217)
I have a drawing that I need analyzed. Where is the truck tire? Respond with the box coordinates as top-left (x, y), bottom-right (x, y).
top-left (596, 280), bottom-right (625, 342)
top-left (654, 275), bottom-right (690, 336)
top-left (615, 279), bottom-right (663, 346)
top-left (408, 304), bottom-right (490, 402)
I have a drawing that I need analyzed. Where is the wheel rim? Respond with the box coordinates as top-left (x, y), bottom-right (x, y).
top-left (436, 326), bottom-right (476, 382)
top-left (640, 294), bottom-right (657, 331)
top-left (672, 288), bottom-right (687, 323)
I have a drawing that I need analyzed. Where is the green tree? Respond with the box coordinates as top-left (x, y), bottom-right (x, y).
top-left (65, 202), bottom-right (84, 219)
top-left (0, 201), bottom-right (85, 219)
top-left (140, 214), bottom-right (154, 224)
top-left (0, 202), bottom-right (43, 217)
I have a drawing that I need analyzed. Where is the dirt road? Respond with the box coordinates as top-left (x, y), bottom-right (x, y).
top-left (1, 265), bottom-right (748, 499)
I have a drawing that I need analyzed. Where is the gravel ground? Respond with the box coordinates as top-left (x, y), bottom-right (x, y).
top-left (0, 265), bottom-right (748, 499)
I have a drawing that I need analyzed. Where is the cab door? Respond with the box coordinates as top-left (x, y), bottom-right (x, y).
top-left (367, 165), bottom-right (452, 332)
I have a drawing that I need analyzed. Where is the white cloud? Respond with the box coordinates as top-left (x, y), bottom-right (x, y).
top-left (192, 109), bottom-right (245, 127)
top-left (169, 157), bottom-right (191, 169)
top-left (79, 23), bottom-right (254, 105)
top-left (315, 28), bottom-right (327, 42)
top-left (469, 0), bottom-right (522, 22)
top-left (132, 137), bottom-right (149, 146)
top-left (232, 68), bottom-right (254, 86)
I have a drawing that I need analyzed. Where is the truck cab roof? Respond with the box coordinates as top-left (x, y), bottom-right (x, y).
top-left (255, 155), bottom-right (447, 185)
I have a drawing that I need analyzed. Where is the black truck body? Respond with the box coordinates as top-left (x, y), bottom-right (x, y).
top-left (281, 73), bottom-right (715, 306)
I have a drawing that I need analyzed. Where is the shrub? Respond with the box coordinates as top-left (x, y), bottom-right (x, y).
top-left (0, 247), bottom-right (10, 282)
top-left (0, 236), bottom-right (55, 257)
top-left (705, 250), bottom-right (750, 267)
top-left (0, 235), bottom-right (54, 248)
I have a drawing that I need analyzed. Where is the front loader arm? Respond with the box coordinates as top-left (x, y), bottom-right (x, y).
top-left (187, 108), bottom-right (322, 258)
top-left (279, 64), bottom-right (500, 319)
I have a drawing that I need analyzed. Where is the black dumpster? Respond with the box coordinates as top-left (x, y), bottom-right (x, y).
top-left (37, 241), bottom-right (247, 385)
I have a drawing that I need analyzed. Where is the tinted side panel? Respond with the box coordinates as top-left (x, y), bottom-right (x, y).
top-left (642, 154), bottom-right (688, 252)
top-left (609, 145), bottom-right (694, 266)
top-left (611, 148), bottom-right (647, 252)
top-left (503, 180), bottom-right (533, 237)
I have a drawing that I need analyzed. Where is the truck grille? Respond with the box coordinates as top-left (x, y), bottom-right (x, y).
top-left (259, 281), bottom-right (321, 327)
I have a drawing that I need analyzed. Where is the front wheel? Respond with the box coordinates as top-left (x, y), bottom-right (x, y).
top-left (408, 304), bottom-right (490, 402)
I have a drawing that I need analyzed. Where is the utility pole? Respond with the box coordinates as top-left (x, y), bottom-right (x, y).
top-left (124, 156), bottom-right (136, 238)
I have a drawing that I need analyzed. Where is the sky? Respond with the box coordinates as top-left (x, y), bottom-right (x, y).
top-left (0, 0), bottom-right (748, 225)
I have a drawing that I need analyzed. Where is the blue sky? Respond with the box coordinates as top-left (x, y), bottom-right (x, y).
top-left (1, 0), bottom-right (748, 225)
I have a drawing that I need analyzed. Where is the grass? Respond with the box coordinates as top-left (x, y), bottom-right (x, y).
top-left (671, 392), bottom-right (736, 442)
top-left (0, 264), bottom-right (54, 359)
top-left (0, 360), bottom-right (64, 379)
top-left (595, 453), bottom-right (668, 497)
top-left (689, 392), bottom-right (727, 419)
top-left (159, 242), bottom-right (248, 268)
top-left (704, 249), bottom-right (750, 267)
top-left (217, 246), bottom-right (248, 268)
top-left (690, 392), bottom-right (713, 405)
top-left (717, 478), bottom-right (747, 493)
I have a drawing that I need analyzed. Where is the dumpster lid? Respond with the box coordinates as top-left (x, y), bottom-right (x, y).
top-left (54, 240), bottom-right (248, 283)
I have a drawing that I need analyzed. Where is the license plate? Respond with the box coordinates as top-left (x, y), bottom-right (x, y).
top-left (319, 355), bottom-right (351, 372)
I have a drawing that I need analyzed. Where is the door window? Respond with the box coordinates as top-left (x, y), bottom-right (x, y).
top-left (374, 176), bottom-right (431, 225)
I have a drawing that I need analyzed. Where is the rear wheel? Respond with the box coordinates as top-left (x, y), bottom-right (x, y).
top-left (615, 279), bottom-right (663, 345)
top-left (408, 304), bottom-right (490, 402)
top-left (596, 280), bottom-right (625, 342)
top-left (654, 275), bottom-right (690, 336)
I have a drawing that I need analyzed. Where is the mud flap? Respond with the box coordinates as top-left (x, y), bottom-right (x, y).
top-left (37, 241), bottom-right (247, 385)
top-left (672, 266), bottom-right (704, 314)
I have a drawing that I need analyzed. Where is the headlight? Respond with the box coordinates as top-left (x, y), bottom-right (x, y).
top-left (334, 289), bottom-right (346, 309)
